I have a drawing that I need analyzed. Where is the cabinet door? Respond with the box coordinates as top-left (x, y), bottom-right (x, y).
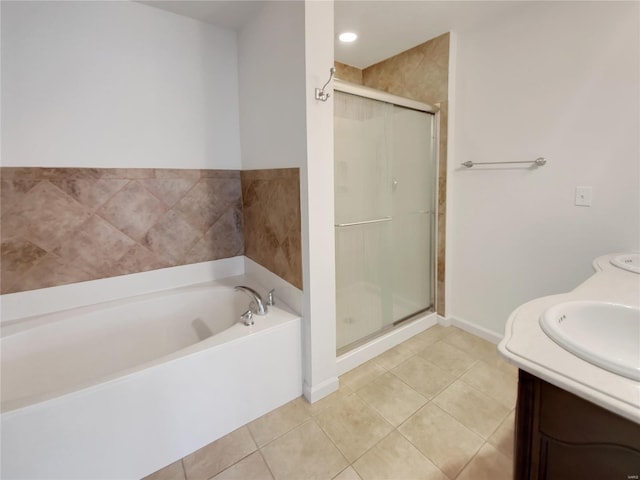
top-left (515, 370), bottom-right (640, 480)
top-left (541, 437), bottom-right (640, 479)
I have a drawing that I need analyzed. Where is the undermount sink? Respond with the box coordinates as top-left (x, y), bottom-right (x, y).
top-left (610, 253), bottom-right (640, 274)
top-left (540, 301), bottom-right (640, 381)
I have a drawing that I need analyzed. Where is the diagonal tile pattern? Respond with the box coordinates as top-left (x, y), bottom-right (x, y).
top-left (1, 167), bottom-right (302, 294)
top-left (145, 326), bottom-right (516, 480)
top-left (261, 420), bottom-right (348, 480)
top-left (241, 169), bottom-right (302, 290)
top-left (97, 180), bottom-right (168, 241)
top-left (398, 403), bottom-right (483, 479)
top-left (353, 431), bottom-right (447, 480)
top-left (182, 426), bottom-right (257, 480)
top-left (314, 394), bottom-right (394, 462)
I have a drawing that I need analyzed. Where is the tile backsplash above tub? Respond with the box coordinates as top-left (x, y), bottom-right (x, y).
top-left (1, 167), bottom-right (301, 294)
top-left (241, 169), bottom-right (302, 290)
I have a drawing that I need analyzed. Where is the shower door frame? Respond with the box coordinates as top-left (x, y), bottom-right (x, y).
top-left (333, 79), bottom-right (440, 355)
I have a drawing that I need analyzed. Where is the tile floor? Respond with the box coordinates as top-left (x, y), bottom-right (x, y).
top-left (145, 325), bottom-right (517, 480)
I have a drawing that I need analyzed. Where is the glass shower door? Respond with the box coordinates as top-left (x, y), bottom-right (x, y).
top-left (389, 105), bottom-right (435, 323)
top-left (334, 92), bottom-right (393, 350)
top-left (334, 89), bottom-right (436, 353)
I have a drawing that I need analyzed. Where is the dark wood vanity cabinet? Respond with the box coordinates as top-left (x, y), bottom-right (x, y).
top-left (514, 369), bottom-right (640, 480)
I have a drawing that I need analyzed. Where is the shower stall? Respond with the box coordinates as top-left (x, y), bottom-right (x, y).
top-left (334, 80), bottom-right (438, 354)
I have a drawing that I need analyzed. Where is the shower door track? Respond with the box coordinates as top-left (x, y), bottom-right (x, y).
top-left (336, 306), bottom-right (435, 357)
top-left (334, 79), bottom-right (438, 114)
top-left (392, 305), bottom-right (434, 327)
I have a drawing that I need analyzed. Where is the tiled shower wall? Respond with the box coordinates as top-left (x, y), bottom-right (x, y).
top-left (0, 167), bottom-right (301, 294)
top-left (334, 33), bottom-right (450, 315)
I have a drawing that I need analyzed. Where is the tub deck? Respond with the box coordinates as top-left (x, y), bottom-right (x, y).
top-left (1, 276), bottom-right (302, 479)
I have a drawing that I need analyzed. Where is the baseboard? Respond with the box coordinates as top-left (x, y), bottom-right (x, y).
top-left (446, 315), bottom-right (503, 344)
top-left (336, 312), bottom-right (438, 376)
top-left (303, 376), bottom-right (339, 403)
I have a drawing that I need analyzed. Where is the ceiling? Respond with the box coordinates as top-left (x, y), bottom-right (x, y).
top-left (335, 1), bottom-right (531, 69)
top-left (139, 1), bottom-right (530, 69)
top-left (137, 1), bottom-right (265, 29)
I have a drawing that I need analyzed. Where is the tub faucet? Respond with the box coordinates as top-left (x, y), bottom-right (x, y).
top-left (234, 286), bottom-right (268, 315)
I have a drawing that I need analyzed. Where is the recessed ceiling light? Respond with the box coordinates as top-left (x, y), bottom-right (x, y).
top-left (338, 32), bottom-right (358, 43)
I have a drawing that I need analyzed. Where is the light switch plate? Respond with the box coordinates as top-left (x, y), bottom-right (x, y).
top-left (575, 186), bottom-right (592, 206)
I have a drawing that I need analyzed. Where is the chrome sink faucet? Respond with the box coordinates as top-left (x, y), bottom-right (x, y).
top-left (234, 285), bottom-right (268, 315)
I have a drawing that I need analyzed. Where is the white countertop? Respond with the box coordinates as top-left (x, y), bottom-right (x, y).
top-left (498, 253), bottom-right (640, 424)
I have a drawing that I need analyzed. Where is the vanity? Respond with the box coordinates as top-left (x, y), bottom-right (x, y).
top-left (499, 254), bottom-right (640, 479)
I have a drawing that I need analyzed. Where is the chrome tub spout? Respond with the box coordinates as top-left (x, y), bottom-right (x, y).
top-left (234, 285), bottom-right (268, 315)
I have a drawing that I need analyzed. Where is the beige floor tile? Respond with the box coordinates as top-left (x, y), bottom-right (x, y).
top-left (315, 393), bottom-right (394, 462)
top-left (399, 326), bottom-right (447, 354)
top-left (417, 340), bottom-right (477, 377)
top-left (356, 372), bottom-right (428, 427)
top-left (339, 360), bottom-right (387, 390)
top-left (183, 427), bottom-right (256, 480)
top-left (333, 466), bottom-right (362, 480)
top-left (398, 403), bottom-right (483, 479)
top-left (261, 419), bottom-right (348, 480)
top-left (433, 380), bottom-right (510, 439)
top-left (143, 460), bottom-right (185, 480)
top-left (372, 344), bottom-right (415, 370)
top-left (248, 398), bottom-right (310, 446)
top-left (488, 410), bottom-right (515, 459)
top-left (211, 451), bottom-right (273, 480)
top-left (353, 431), bottom-right (448, 480)
top-left (422, 324), bottom-right (451, 338)
top-left (479, 348), bottom-right (519, 377)
top-left (459, 361), bottom-right (517, 408)
top-left (391, 356), bottom-right (456, 398)
top-left (456, 443), bottom-right (513, 480)
top-left (441, 329), bottom-right (497, 362)
top-left (294, 384), bottom-right (354, 417)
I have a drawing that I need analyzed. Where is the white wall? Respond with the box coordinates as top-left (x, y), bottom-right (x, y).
top-left (448, 1), bottom-right (640, 338)
top-left (237, 1), bottom-right (307, 170)
top-left (302, 0), bottom-right (338, 401)
top-left (238, 0), bottom-right (338, 402)
top-left (1, 1), bottom-right (241, 169)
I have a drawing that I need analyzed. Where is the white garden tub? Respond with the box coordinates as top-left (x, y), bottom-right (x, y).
top-left (1, 277), bottom-right (302, 479)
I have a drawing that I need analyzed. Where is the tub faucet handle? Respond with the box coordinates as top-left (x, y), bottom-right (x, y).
top-left (267, 289), bottom-right (275, 306)
top-left (240, 309), bottom-right (254, 326)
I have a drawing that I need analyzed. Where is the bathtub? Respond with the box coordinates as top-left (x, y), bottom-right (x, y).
top-left (1, 277), bottom-right (302, 479)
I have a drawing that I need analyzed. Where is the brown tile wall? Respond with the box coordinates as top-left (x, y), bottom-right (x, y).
top-left (334, 61), bottom-right (363, 84)
top-left (362, 33), bottom-right (449, 106)
top-left (334, 32), bottom-right (450, 315)
top-left (241, 169), bottom-right (302, 290)
top-left (0, 167), bottom-right (301, 295)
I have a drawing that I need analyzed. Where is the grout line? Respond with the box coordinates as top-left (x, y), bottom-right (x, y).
top-left (256, 448), bottom-right (277, 480)
top-left (395, 400), bottom-right (482, 480)
top-left (247, 402), bottom-right (313, 450)
top-left (94, 177), bottom-right (132, 214)
top-left (180, 327), bottom-right (514, 480)
top-left (344, 427), bottom-right (397, 468)
top-left (331, 465), bottom-right (354, 480)
top-left (245, 421), bottom-right (260, 447)
top-left (452, 440), bottom-right (487, 480)
top-left (180, 458), bottom-right (188, 480)
top-left (202, 443), bottom-right (258, 480)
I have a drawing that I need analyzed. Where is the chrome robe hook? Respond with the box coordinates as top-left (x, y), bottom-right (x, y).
top-left (315, 67), bottom-right (336, 102)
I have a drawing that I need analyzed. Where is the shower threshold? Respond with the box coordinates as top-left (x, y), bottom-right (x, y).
top-left (336, 305), bottom-right (434, 357)
top-left (336, 307), bottom-right (438, 375)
